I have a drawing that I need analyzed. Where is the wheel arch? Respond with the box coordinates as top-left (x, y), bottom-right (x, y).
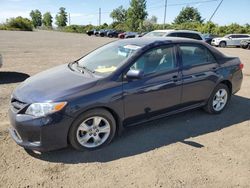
top-left (67, 106), bottom-right (123, 144)
top-left (219, 40), bottom-right (227, 46)
top-left (219, 80), bottom-right (232, 95)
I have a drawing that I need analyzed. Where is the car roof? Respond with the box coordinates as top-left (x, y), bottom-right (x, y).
top-left (115, 37), bottom-right (225, 58)
top-left (114, 37), bottom-right (203, 47)
top-left (149, 29), bottom-right (202, 34)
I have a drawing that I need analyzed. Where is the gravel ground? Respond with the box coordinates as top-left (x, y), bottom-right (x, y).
top-left (0, 30), bottom-right (250, 188)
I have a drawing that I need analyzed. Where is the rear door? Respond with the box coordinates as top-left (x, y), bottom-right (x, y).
top-left (179, 43), bottom-right (219, 105)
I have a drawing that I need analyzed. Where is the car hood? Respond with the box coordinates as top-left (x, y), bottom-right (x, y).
top-left (13, 64), bottom-right (99, 103)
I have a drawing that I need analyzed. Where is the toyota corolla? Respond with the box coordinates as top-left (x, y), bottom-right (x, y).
top-left (9, 37), bottom-right (243, 152)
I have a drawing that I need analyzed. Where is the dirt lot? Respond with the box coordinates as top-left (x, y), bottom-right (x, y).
top-left (0, 30), bottom-right (250, 188)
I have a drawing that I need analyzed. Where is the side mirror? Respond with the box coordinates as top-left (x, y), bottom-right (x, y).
top-left (126, 69), bottom-right (144, 80)
top-left (228, 36), bottom-right (232, 39)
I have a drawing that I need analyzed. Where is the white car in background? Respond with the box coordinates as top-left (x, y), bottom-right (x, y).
top-left (211, 34), bottom-right (250, 47)
top-left (143, 29), bottom-right (205, 41)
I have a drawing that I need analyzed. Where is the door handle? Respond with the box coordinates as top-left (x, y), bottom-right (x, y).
top-left (172, 75), bottom-right (178, 82)
top-left (210, 67), bottom-right (218, 71)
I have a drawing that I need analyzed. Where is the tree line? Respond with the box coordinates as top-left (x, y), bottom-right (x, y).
top-left (0, 7), bottom-right (68, 31)
top-left (30, 7), bottom-right (68, 28)
top-left (0, 0), bottom-right (250, 36)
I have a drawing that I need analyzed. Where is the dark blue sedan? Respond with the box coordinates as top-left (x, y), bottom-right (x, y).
top-left (9, 37), bottom-right (243, 152)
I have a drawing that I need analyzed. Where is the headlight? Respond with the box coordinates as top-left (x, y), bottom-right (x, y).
top-left (25, 102), bottom-right (67, 117)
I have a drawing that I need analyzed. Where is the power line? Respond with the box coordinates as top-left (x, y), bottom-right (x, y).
top-left (208, 0), bottom-right (224, 21)
top-left (148, 0), bottom-right (219, 11)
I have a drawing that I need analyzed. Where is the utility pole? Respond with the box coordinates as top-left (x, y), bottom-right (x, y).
top-left (209, 0), bottom-right (224, 22)
top-left (68, 13), bottom-right (71, 26)
top-left (163, 0), bottom-right (168, 29)
top-left (99, 8), bottom-right (101, 26)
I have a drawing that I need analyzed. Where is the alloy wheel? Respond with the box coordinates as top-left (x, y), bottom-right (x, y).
top-left (76, 116), bottom-right (111, 148)
top-left (212, 89), bottom-right (228, 111)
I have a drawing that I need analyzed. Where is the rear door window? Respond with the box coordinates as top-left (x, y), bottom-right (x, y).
top-left (179, 44), bottom-right (216, 67)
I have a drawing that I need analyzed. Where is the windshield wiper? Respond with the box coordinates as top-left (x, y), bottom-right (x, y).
top-left (74, 61), bottom-right (95, 74)
top-left (81, 66), bottom-right (95, 74)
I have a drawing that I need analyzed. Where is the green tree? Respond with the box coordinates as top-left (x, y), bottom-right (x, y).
top-left (143, 15), bottom-right (158, 31)
top-left (110, 6), bottom-right (127, 23)
top-left (174, 7), bottom-right (203, 24)
top-left (127, 0), bottom-right (148, 31)
top-left (42, 12), bottom-right (53, 28)
top-left (6, 16), bottom-right (33, 31)
top-left (149, 15), bottom-right (157, 24)
top-left (55, 7), bottom-right (68, 27)
top-left (30, 9), bottom-right (42, 27)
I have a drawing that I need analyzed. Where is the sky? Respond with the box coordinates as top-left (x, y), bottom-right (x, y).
top-left (0, 0), bottom-right (249, 26)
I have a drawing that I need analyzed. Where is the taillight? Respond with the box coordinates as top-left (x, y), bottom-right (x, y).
top-left (239, 63), bottom-right (244, 70)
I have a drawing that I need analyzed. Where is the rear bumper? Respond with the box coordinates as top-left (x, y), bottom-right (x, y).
top-left (8, 108), bottom-right (73, 152)
top-left (232, 70), bottom-right (243, 94)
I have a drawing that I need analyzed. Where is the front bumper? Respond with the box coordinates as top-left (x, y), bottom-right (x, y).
top-left (8, 108), bottom-right (73, 152)
top-left (211, 40), bottom-right (219, 46)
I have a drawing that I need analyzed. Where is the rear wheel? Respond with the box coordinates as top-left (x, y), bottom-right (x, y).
top-left (69, 109), bottom-right (116, 151)
top-left (219, 41), bottom-right (226, 48)
top-left (204, 84), bottom-right (230, 114)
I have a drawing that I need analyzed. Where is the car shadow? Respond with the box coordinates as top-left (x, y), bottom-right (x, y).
top-left (28, 95), bottom-right (250, 163)
top-left (0, 71), bottom-right (30, 84)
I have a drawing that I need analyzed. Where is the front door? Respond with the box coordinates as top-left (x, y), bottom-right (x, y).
top-left (122, 45), bottom-right (182, 125)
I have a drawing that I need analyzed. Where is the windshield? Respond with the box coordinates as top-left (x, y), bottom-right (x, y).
top-left (224, 34), bottom-right (231, 38)
top-left (144, 31), bottom-right (166, 37)
top-left (77, 42), bottom-right (141, 75)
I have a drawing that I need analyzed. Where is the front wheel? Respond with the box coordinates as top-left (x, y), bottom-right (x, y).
top-left (204, 84), bottom-right (230, 114)
top-left (219, 41), bottom-right (226, 48)
top-left (69, 109), bottom-right (116, 151)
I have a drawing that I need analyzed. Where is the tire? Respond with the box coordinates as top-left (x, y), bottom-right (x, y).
top-left (219, 41), bottom-right (226, 48)
top-left (108, 34), bottom-right (113, 38)
top-left (100, 33), bottom-right (104, 37)
top-left (69, 109), bottom-right (116, 151)
top-left (204, 83), bottom-right (230, 114)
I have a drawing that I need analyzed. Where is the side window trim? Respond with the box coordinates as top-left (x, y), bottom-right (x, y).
top-left (177, 43), bottom-right (219, 68)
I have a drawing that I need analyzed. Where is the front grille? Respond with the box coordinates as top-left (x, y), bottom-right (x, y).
top-left (11, 98), bottom-right (27, 113)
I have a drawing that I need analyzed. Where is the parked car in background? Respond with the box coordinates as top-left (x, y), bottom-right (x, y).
top-left (0, 54), bottom-right (2, 68)
top-left (203, 34), bottom-right (219, 45)
top-left (211, 34), bottom-right (250, 47)
top-left (240, 39), bottom-right (250, 49)
top-left (137, 32), bottom-right (148, 37)
top-left (106, 30), bottom-right (124, 38)
top-left (96, 29), bottom-right (111, 37)
top-left (9, 37), bottom-right (243, 152)
top-left (143, 30), bottom-right (204, 41)
top-left (86, 29), bottom-right (97, 36)
top-left (118, 32), bottom-right (138, 39)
